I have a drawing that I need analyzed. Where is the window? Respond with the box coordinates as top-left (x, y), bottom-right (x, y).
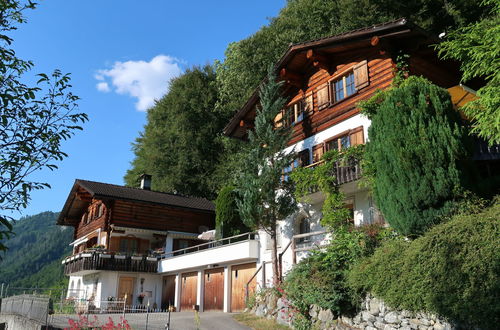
top-left (297, 217), bottom-right (311, 244)
top-left (283, 149), bottom-right (310, 181)
top-left (324, 127), bottom-right (364, 152)
top-left (331, 71), bottom-right (357, 103)
top-left (119, 237), bottom-right (138, 253)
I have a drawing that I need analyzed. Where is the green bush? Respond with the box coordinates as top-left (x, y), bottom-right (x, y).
top-left (215, 185), bottom-right (250, 238)
top-left (348, 199), bottom-right (500, 329)
top-left (361, 76), bottom-right (475, 236)
top-left (283, 226), bottom-right (393, 318)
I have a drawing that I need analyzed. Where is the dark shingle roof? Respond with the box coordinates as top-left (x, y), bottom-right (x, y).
top-left (76, 179), bottom-right (215, 212)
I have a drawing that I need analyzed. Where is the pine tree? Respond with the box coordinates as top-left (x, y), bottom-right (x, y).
top-left (236, 69), bottom-right (296, 285)
top-left (363, 76), bottom-right (474, 236)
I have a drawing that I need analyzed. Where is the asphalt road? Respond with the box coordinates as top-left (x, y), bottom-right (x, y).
top-left (49, 311), bottom-right (251, 330)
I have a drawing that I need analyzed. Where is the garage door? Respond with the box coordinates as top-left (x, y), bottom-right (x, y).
top-left (180, 272), bottom-right (197, 311)
top-left (204, 268), bottom-right (224, 311)
top-left (231, 263), bottom-right (256, 312)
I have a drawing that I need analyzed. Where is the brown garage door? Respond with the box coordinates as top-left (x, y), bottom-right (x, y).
top-left (231, 262), bottom-right (256, 312)
top-left (161, 275), bottom-right (176, 310)
top-left (180, 272), bottom-right (198, 311)
top-left (204, 268), bottom-right (224, 311)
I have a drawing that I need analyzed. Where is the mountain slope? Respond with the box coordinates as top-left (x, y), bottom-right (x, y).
top-left (0, 211), bottom-right (73, 288)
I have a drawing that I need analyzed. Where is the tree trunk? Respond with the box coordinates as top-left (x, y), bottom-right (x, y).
top-left (270, 229), bottom-right (280, 287)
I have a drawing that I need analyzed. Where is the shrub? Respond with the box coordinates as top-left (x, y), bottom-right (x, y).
top-left (361, 76), bottom-right (476, 236)
top-left (283, 226), bottom-right (392, 318)
top-left (215, 185), bottom-right (250, 238)
top-left (348, 199), bottom-right (500, 329)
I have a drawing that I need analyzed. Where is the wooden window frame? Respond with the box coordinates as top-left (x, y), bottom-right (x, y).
top-left (324, 126), bottom-right (364, 152)
top-left (329, 71), bottom-right (357, 105)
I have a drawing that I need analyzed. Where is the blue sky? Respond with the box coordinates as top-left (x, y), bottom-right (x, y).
top-left (11, 0), bottom-right (285, 218)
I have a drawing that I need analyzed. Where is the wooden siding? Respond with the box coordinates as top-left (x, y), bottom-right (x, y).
top-left (284, 49), bottom-right (395, 145)
top-left (231, 263), bottom-right (256, 312)
top-left (74, 199), bottom-right (108, 238)
top-left (204, 268), bottom-right (224, 311)
top-left (180, 272), bottom-right (198, 311)
top-left (111, 199), bottom-right (214, 233)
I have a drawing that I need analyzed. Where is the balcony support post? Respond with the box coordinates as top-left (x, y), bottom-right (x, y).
top-left (196, 270), bottom-right (204, 312)
top-left (174, 273), bottom-right (181, 312)
top-left (223, 265), bottom-right (232, 313)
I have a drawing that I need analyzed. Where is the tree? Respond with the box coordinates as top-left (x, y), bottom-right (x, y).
top-left (362, 76), bottom-right (474, 236)
top-left (236, 69), bottom-right (296, 286)
top-left (124, 65), bottom-right (224, 199)
top-left (438, 0), bottom-right (500, 145)
top-left (0, 0), bottom-right (87, 254)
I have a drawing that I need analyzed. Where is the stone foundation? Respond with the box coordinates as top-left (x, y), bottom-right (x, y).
top-left (249, 292), bottom-right (455, 330)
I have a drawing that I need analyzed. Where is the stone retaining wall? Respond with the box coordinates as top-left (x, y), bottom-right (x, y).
top-left (250, 292), bottom-right (455, 330)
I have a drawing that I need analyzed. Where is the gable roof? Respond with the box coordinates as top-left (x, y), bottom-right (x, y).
top-left (223, 18), bottom-right (438, 139)
top-left (57, 179), bottom-right (214, 225)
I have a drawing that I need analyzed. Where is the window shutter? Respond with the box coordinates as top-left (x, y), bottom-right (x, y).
top-left (312, 144), bottom-right (324, 163)
top-left (353, 60), bottom-right (369, 89)
top-left (139, 239), bottom-right (150, 253)
top-left (304, 94), bottom-right (313, 114)
top-left (274, 110), bottom-right (283, 128)
top-left (316, 84), bottom-right (329, 110)
top-left (349, 128), bottom-right (364, 146)
top-left (109, 236), bottom-right (120, 252)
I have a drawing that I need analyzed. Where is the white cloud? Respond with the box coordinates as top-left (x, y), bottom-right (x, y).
top-left (96, 55), bottom-right (183, 111)
top-left (96, 82), bottom-right (110, 92)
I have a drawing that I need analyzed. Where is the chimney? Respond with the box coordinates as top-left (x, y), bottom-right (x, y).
top-left (140, 174), bottom-right (152, 190)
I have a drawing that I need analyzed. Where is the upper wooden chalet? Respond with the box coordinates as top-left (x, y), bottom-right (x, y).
top-left (58, 178), bottom-right (215, 257)
top-left (224, 18), bottom-right (474, 148)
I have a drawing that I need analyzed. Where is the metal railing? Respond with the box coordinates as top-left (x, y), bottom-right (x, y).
top-left (160, 232), bottom-right (258, 259)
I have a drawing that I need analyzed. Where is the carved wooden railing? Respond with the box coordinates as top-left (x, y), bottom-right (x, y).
top-left (63, 253), bottom-right (158, 275)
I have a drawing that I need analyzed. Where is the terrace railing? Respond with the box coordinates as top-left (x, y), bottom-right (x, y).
top-left (303, 158), bottom-right (362, 186)
top-left (159, 232), bottom-right (258, 259)
top-left (63, 253), bottom-right (158, 275)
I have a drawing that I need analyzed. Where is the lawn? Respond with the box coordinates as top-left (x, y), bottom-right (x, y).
top-left (233, 313), bottom-right (290, 330)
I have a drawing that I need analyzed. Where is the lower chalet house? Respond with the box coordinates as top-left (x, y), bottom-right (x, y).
top-left (58, 19), bottom-right (499, 314)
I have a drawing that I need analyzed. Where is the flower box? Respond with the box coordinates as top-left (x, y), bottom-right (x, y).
top-left (81, 253), bottom-right (92, 258)
top-left (114, 255), bottom-right (126, 260)
top-left (99, 254), bottom-right (112, 259)
top-left (146, 257), bottom-right (158, 262)
top-left (131, 256), bottom-right (143, 261)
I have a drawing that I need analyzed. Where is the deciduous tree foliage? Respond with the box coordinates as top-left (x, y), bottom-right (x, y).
top-left (235, 70), bottom-right (296, 285)
top-left (362, 76), bottom-right (474, 236)
top-left (124, 65), bottom-right (224, 199)
top-left (438, 0), bottom-right (500, 145)
top-left (0, 0), bottom-right (87, 254)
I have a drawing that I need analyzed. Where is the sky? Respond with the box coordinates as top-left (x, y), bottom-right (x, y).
top-left (10, 0), bottom-right (286, 218)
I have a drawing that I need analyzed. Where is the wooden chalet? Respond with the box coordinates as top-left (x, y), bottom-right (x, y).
top-left (58, 176), bottom-right (215, 307)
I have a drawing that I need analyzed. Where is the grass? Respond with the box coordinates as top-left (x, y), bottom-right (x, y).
top-left (233, 313), bottom-right (290, 330)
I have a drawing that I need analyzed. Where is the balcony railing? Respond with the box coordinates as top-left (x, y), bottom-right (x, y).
top-left (158, 232), bottom-right (259, 272)
top-left (63, 252), bottom-right (158, 275)
top-left (160, 232), bottom-right (258, 259)
top-left (303, 158), bottom-right (362, 185)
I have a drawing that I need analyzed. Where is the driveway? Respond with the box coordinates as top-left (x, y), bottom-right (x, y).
top-left (49, 311), bottom-right (251, 330)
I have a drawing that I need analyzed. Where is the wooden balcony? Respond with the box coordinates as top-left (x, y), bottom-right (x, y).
top-left (63, 252), bottom-right (158, 275)
top-left (303, 158), bottom-right (362, 185)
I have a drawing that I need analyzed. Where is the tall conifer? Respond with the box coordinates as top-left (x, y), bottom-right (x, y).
top-left (236, 69), bottom-right (296, 285)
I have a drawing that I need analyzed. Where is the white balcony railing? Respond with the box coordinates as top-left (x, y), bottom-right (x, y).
top-left (158, 232), bottom-right (260, 273)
